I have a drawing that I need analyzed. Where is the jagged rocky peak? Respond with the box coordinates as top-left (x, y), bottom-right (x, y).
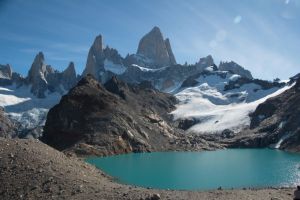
top-left (195, 55), bottom-right (217, 71)
top-left (197, 55), bottom-right (214, 67)
top-left (24, 52), bottom-right (79, 98)
top-left (61, 62), bottom-right (77, 90)
top-left (0, 64), bottom-right (13, 79)
top-left (136, 26), bottom-right (176, 68)
top-left (82, 34), bottom-right (125, 81)
top-left (219, 61), bottom-right (253, 79)
top-left (27, 52), bottom-right (46, 82)
top-left (82, 34), bottom-right (104, 78)
top-left (27, 52), bottom-right (48, 98)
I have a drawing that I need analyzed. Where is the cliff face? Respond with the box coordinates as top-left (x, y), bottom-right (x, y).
top-left (248, 79), bottom-right (300, 151)
top-left (136, 26), bottom-right (176, 68)
top-left (42, 75), bottom-right (178, 156)
top-left (82, 35), bottom-right (125, 82)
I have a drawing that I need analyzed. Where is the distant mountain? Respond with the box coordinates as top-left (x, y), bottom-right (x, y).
top-left (0, 52), bottom-right (78, 98)
top-left (135, 27), bottom-right (176, 69)
top-left (0, 26), bottom-right (295, 140)
top-left (82, 34), bottom-right (125, 83)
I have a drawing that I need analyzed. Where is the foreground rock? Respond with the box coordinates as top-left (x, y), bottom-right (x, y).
top-left (0, 138), bottom-right (294, 200)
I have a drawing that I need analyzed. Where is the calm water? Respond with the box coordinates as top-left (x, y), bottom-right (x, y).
top-left (86, 149), bottom-right (300, 190)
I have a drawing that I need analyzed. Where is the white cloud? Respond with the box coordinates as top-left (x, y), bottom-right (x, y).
top-left (285, 0), bottom-right (290, 4)
top-left (233, 15), bottom-right (242, 24)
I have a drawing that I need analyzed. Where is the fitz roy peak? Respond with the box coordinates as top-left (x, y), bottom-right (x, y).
top-left (136, 26), bottom-right (177, 68)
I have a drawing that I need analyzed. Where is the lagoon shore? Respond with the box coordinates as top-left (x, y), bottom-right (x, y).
top-left (0, 138), bottom-right (295, 200)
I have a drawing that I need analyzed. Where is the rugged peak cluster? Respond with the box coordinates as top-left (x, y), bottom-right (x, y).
top-left (0, 26), bottom-right (257, 97)
top-left (0, 52), bottom-right (78, 98)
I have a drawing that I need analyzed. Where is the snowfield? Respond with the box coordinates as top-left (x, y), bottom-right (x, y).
top-left (0, 85), bottom-right (62, 130)
top-left (172, 73), bottom-right (292, 134)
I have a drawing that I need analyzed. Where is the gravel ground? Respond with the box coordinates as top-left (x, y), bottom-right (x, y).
top-left (0, 138), bottom-right (295, 200)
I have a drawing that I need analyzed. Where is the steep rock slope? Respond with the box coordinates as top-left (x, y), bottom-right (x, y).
top-left (0, 107), bottom-right (16, 138)
top-left (42, 75), bottom-right (179, 155)
top-left (246, 78), bottom-right (300, 151)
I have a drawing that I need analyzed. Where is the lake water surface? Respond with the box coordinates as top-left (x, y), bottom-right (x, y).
top-left (86, 149), bottom-right (300, 190)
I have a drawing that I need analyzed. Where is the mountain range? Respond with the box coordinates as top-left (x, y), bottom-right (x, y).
top-left (0, 26), bottom-right (299, 152)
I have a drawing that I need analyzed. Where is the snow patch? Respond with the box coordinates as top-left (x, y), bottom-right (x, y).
top-left (172, 77), bottom-right (292, 134)
top-left (0, 85), bottom-right (61, 130)
top-left (131, 64), bottom-right (166, 72)
top-left (104, 59), bottom-right (126, 75)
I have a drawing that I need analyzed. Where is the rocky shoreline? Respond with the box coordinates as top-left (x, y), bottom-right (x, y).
top-left (0, 138), bottom-right (296, 200)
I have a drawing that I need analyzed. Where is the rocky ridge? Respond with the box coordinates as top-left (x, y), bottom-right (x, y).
top-left (41, 75), bottom-right (221, 156)
top-left (0, 52), bottom-right (78, 98)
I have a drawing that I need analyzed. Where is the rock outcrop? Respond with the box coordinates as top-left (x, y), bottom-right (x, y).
top-left (42, 75), bottom-right (179, 155)
top-left (219, 61), bottom-right (253, 79)
top-left (25, 52), bottom-right (78, 98)
top-left (0, 107), bottom-right (16, 138)
top-left (0, 64), bottom-right (25, 87)
top-left (61, 62), bottom-right (77, 90)
top-left (221, 77), bottom-right (300, 151)
top-left (248, 78), bottom-right (300, 151)
top-left (82, 35), bottom-right (125, 82)
top-left (195, 55), bottom-right (216, 71)
top-left (27, 52), bottom-right (48, 98)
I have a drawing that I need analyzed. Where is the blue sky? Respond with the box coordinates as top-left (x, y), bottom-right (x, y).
top-left (0, 0), bottom-right (299, 80)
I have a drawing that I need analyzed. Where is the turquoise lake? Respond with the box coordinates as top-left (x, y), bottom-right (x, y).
top-left (86, 149), bottom-right (300, 190)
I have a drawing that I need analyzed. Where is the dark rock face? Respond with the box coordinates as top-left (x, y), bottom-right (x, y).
top-left (42, 75), bottom-right (178, 155)
top-left (178, 118), bottom-right (201, 131)
top-left (219, 61), bottom-right (253, 79)
top-left (0, 107), bottom-right (16, 138)
top-left (224, 77), bottom-right (285, 91)
top-left (246, 78), bottom-right (300, 150)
